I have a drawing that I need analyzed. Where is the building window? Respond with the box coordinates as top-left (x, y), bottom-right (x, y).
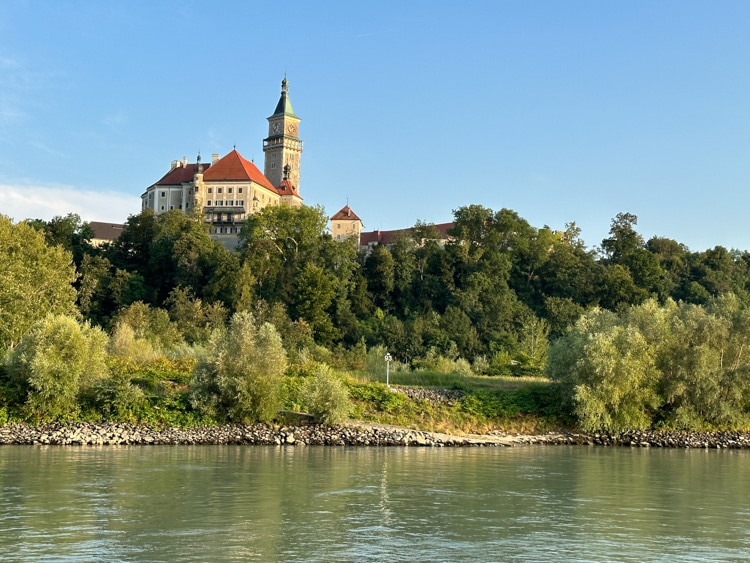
top-left (170, 206), bottom-right (173, 210)
top-left (161, 206), bottom-right (165, 210)
top-left (217, 201), bottom-right (223, 206)
top-left (238, 187), bottom-right (243, 194)
top-left (228, 187), bottom-right (233, 193)
top-left (208, 188), bottom-right (213, 193)
top-left (271, 163), bottom-right (275, 169)
top-left (237, 199), bottom-right (244, 206)
top-left (218, 188), bottom-right (223, 194)
top-left (207, 200), bottom-right (212, 206)
top-left (161, 191), bottom-right (166, 197)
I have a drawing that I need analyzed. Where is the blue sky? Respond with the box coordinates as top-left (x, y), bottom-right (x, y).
top-left (1, 1), bottom-right (749, 252)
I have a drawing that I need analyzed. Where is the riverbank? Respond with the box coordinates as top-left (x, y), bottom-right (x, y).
top-left (3, 422), bottom-right (750, 448)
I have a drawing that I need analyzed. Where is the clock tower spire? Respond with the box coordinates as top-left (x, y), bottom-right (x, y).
top-left (263, 77), bottom-right (303, 190)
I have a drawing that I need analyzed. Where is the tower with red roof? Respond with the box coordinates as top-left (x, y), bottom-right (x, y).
top-left (140, 78), bottom-right (306, 247)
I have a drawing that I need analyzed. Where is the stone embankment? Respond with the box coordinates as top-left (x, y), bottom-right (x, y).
top-left (2, 423), bottom-right (750, 448)
top-left (0, 422), bottom-right (522, 447)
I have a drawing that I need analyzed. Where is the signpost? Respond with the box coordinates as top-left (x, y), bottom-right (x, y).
top-left (384, 353), bottom-right (392, 388)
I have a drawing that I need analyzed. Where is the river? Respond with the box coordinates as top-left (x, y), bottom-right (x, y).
top-left (0, 445), bottom-right (748, 562)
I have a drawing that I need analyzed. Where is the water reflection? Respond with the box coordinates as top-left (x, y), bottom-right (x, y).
top-left (0, 446), bottom-right (749, 561)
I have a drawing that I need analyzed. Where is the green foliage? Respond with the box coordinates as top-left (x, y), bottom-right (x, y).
top-left (348, 382), bottom-right (410, 413)
top-left (80, 373), bottom-right (148, 422)
top-left (548, 297), bottom-right (750, 431)
top-left (412, 347), bottom-right (473, 375)
top-left (166, 286), bottom-right (227, 345)
top-left (5, 315), bottom-right (109, 422)
top-left (460, 390), bottom-right (519, 419)
top-left (300, 364), bottom-right (351, 424)
top-left (0, 216), bottom-right (79, 351)
top-left (190, 311), bottom-right (287, 422)
top-left (103, 355), bottom-right (201, 425)
top-left (112, 302), bottom-right (184, 353)
top-left (27, 213), bottom-right (95, 267)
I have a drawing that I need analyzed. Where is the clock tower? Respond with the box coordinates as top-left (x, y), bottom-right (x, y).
top-left (263, 77), bottom-right (303, 190)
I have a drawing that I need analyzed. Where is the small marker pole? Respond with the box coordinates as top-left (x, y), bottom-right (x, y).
top-left (384, 353), bottom-right (392, 388)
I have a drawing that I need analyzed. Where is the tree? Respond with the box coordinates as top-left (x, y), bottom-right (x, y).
top-left (5, 315), bottom-right (109, 422)
top-left (658, 295), bottom-right (750, 428)
top-left (112, 302), bottom-right (183, 353)
top-left (27, 213), bottom-right (95, 267)
top-left (547, 306), bottom-right (661, 431)
top-left (77, 254), bottom-right (147, 327)
top-left (600, 212), bottom-right (671, 302)
top-left (292, 264), bottom-right (339, 345)
top-left (190, 312), bottom-right (288, 422)
top-left (166, 287), bottom-right (228, 345)
top-left (0, 216), bottom-right (78, 351)
top-left (363, 245), bottom-right (395, 312)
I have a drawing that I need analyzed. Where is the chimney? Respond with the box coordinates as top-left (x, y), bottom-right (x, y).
top-left (212, 153), bottom-right (220, 164)
top-left (171, 160), bottom-right (178, 170)
top-left (182, 156), bottom-right (188, 167)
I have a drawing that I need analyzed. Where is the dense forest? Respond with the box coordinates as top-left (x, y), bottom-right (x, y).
top-left (3, 205), bottom-right (750, 431)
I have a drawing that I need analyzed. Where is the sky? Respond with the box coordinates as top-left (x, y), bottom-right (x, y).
top-left (1, 1), bottom-right (750, 252)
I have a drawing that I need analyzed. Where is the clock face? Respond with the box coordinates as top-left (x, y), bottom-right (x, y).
top-left (287, 123), bottom-right (297, 134)
top-left (272, 122), bottom-right (280, 134)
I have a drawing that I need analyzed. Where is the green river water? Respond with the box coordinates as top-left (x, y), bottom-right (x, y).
top-left (0, 445), bottom-right (748, 562)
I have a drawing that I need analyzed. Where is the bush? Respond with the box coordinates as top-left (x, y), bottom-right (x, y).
top-left (302, 364), bottom-right (351, 424)
top-left (112, 302), bottom-right (183, 354)
top-left (348, 382), bottom-right (409, 413)
top-left (109, 322), bottom-right (159, 363)
top-left (80, 374), bottom-right (147, 422)
top-left (5, 315), bottom-right (109, 422)
top-left (190, 311), bottom-right (287, 422)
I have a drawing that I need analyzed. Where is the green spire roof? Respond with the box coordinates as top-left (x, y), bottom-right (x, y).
top-left (270, 77), bottom-right (299, 118)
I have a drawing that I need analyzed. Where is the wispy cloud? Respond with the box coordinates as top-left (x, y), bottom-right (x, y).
top-left (29, 141), bottom-right (68, 158)
top-left (1, 182), bottom-right (140, 223)
top-left (102, 111), bottom-right (128, 132)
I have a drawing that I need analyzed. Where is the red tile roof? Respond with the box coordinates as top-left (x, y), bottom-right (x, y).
top-left (277, 179), bottom-right (302, 199)
top-left (359, 222), bottom-right (455, 246)
top-left (330, 205), bottom-right (362, 222)
top-left (203, 149), bottom-right (276, 191)
top-left (155, 162), bottom-right (210, 186)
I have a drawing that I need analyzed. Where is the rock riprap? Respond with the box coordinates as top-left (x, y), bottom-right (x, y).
top-left (1, 423), bottom-right (750, 448)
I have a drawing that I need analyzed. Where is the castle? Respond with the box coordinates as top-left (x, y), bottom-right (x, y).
top-left (141, 78), bottom-right (364, 248)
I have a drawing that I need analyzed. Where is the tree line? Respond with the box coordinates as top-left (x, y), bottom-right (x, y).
top-left (3, 205), bottom-right (750, 429)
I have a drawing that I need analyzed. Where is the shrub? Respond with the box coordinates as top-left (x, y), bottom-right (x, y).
top-left (302, 364), bottom-right (351, 424)
top-left (190, 311), bottom-right (287, 422)
top-left (80, 374), bottom-right (147, 422)
top-left (5, 315), bottom-right (109, 422)
top-left (112, 302), bottom-right (183, 354)
top-left (109, 322), bottom-right (159, 363)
